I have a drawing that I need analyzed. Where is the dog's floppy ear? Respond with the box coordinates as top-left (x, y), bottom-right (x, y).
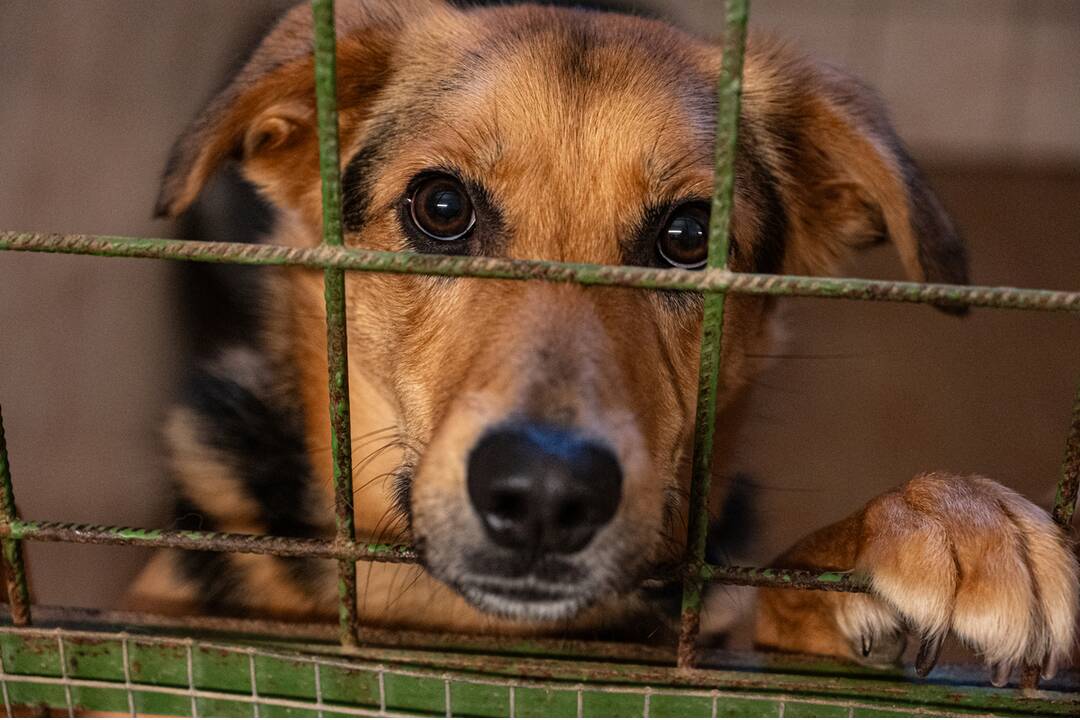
top-left (741, 42), bottom-right (968, 292)
top-left (156, 0), bottom-right (440, 219)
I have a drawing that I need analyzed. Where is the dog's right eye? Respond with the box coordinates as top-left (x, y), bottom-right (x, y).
top-left (407, 174), bottom-right (476, 243)
top-left (657, 203), bottom-right (709, 270)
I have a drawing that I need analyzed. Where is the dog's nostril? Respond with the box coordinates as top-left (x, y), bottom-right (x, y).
top-left (555, 498), bottom-right (587, 530)
top-left (489, 489), bottom-right (528, 526)
top-left (467, 422), bottom-right (622, 556)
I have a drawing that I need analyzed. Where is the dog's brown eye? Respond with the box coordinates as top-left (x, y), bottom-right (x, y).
top-left (657, 204), bottom-right (709, 269)
top-left (408, 174), bottom-right (476, 242)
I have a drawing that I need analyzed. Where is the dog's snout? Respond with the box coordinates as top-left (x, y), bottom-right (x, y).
top-left (467, 423), bottom-right (622, 555)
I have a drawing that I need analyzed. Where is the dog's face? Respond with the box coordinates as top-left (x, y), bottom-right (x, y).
top-left (159, 0), bottom-right (967, 623)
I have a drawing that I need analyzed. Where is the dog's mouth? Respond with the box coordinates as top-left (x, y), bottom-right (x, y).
top-left (407, 416), bottom-right (660, 623)
top-left (448, 574), bottom-right (594, 621)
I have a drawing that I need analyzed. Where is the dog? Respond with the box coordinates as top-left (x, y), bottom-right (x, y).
top-left (130, 0), bottom-right (1078, 685)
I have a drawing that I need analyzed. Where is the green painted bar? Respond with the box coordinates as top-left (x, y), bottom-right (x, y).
top-left (2, 232), bottom-right (1079, 312)
top-left (678, 0), bottom-right (749, 669)
top-left (2, 627), bottom-right (1079, 717)
top-left (1052, 381), bottom-right (1080, 527)
top-left (0, 519), bottom-right (876, 593)
top-left (0, 519), bottom-right (415, 563)
top-left (311, 0), bottom-right (359, 648)
top-left (701, 564), bottom-right (870, 593)
top-left (0, 405), bottom-right (31, 625)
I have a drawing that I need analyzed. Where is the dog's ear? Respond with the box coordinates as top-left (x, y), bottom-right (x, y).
top-left (156, 0), bottom-right (441, 219)
top-left (740, 42), bottom-right (969, 292)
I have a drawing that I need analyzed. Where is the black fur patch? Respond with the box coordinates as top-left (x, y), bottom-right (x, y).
top-left (892, 142), bottom-right (970, 309)
top-left (343, 119), bottom-right (398, 233)
top-left (185, 371), bottom-right (320, 538)
top-left (560, 22), bottom-right (596, 85)
top-left (175, 167), bottom-right (274, 362)
top-left (173, 358), bottom-right (332, 609)
top-left (173, 497), bottom-right (242, 612)
top-left (706, 475), bottom-right (759, 564)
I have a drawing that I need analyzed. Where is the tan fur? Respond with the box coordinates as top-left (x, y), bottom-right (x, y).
top-left (756, 473), bottom-right (1078, 679)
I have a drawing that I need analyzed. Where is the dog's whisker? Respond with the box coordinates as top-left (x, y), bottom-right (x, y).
top-left (307, 425), bottom-right (399, 456)
top-left (386, 564), bottom-right (426, 614)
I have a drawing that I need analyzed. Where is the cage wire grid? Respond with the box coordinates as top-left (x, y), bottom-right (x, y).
top-left (0, 0), bottom-right (1078, 715)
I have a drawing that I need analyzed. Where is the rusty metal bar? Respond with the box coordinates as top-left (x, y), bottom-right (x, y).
top-left (701, 564), bottom-right (868, 593)
top-left (312, 0), bottom-right (359, 648)
top-left (4, 604), bottom-right (678, 665)
top-left (678, 0), bottom-right (749, 670)
top-left (1052, 381), bottom-right (1080, 528)
top-left (0, 519), bottom-right (878, 594)
top-left (3, 622), bottom-right (1073, 717)
top-left (2, 232), bottom-right (1078, 313)
top-left (0, 406), bottom-right (31, 625)
top-left (0, 519), bottom-right (415, 563)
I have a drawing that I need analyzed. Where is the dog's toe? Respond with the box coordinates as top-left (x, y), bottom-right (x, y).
top-left (855, 473), bottom-right (1078, 684)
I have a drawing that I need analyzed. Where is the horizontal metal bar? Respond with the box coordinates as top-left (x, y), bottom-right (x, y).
top-left (2, 232), bottom-right (1078, 312)
top-left (6, 604), bottom-right (678, 665)
top-left (701, 565), bottom-right (869, 593)
top-left (0, 519), bottom-right (416, 563)
top-left (0, 519), bottom-right (867, 593)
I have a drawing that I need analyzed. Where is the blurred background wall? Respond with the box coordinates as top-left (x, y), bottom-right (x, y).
top-left (0, 0), bottom-right (1077, 616)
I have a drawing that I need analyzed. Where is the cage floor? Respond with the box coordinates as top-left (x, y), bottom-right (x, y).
top-left (0, 609), bottom-right (1076, 717)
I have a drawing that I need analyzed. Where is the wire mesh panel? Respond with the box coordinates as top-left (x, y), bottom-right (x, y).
top-left (0, 625), bottom-right (1077, 717)
top-left (0, 0), bottom-right (1078, 715)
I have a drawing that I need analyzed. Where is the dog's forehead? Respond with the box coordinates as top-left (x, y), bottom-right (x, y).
top-left (408, 6), bottom-right (718, 155)
top-left (350, 6), bottom-right (720, 253)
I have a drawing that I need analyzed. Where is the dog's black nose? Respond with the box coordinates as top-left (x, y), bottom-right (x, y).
top-left (467, 423), bottom-right (622, 555)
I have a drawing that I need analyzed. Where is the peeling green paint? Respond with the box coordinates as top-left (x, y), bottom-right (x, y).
top-left (679, 0), bottom-right (749, 669)
top-left (311, 0), bottom-right (360, 649)
top-left (0, 406), bottom-right (30, 625)
top-left (2, 626), bottom-right (1076, 717)
top-left (2, 231), bottom-right (1077, 313)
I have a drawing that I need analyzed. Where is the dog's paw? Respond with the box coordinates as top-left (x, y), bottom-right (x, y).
top-left (838, 473), bottom-right (1077, 685)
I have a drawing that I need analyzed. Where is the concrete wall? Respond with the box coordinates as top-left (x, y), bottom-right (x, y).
top-left (0, 0), bottom-right (290, 609)
top-left (647, 0), bottom-right (1080, 164)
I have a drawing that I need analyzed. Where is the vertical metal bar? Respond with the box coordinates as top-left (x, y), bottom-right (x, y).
top-left (120, 635), bottom-right (135, 717)
top-left (677, 0), bottom-right (749, 669)
top-left (1029, 381), bottom-right (1078, 705)
top-left (185, 640), bottom-right (197, 718)
top-left (1052, 382), bottom-right (1080, 528)
top-left (56, 632), bottom-right (74, 718)
top-left (0, 405), bottom-right (31, 625)
top-left (312, 0), bottom-right (359, 648)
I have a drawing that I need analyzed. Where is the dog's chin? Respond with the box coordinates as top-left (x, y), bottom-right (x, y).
top-left (449, 577), bottom-right (597, 622)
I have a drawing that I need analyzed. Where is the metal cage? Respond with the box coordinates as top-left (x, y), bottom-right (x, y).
top-left (0, 0), bottom-right (1078, 715)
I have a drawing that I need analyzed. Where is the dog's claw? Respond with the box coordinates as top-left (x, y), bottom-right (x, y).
top-left (1041, 655), bottom-right (1058, 682)
top-left (861, 634), bottom-right (872, 657)
top-left (914, 632), bottom-right (944, 677)
top-left (990, 662), bottom-right (1012, 688)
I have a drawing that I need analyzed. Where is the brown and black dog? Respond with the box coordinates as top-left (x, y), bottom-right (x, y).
top-left (132, 0), bottom-right (1077, 685)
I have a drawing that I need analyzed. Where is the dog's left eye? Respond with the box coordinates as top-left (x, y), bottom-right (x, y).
top-left (407, 174), bottom-right (476, 242)
top-left (657, 203), bottom-right (710, 270)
